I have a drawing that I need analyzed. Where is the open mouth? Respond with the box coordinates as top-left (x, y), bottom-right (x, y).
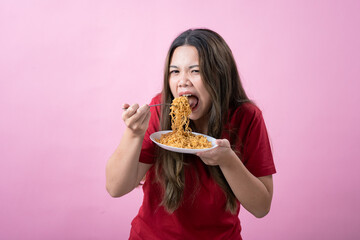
top-left (181, 94), bottom-right (199, 110)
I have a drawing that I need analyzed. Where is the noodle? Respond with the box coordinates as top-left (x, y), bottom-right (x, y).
top-left (156, 96), bottom-right (212, 149)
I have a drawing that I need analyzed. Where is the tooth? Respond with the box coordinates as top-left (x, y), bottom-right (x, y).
top-left (183, 94), bottom-right (191, 97)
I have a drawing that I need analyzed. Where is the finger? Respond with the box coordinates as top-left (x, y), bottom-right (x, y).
top-left (126, 104), bottom-right (149, 124)
top-left (140, 106), bottom-right (151, 125)
top-left (136, 105), bottom-right (150, 125)
top-left (122, 103), bottom-right (130, 110)
top-left (196, 149), bottom-right (213, 158)
top-left (198, 156), bottom-right (216, 166)
top-left (215, 139), bottom-right (230, 148)
top-left (137, 104), bottom-right (150, 115)
top-left (122, 103), bottom-right (139, 120)
top-left (196, 152), bottom-right (204, 158)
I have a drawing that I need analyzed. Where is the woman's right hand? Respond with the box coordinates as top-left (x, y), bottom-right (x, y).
top-left (122, 103), bottom-right (151, 137)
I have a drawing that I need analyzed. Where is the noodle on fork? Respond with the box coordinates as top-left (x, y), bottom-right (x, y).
top-left (156, 96), bottom-right (212, 149)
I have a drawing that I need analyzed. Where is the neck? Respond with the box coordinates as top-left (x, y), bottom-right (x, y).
top-left (192, 115), bottom-right (209, 134)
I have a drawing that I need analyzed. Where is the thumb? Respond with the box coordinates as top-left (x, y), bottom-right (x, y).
top-left (122, 103), bottom-right (130, 110)
top-left (215, 139), bottom-right (230, 148)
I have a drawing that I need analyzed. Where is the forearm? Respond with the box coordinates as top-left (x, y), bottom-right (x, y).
top-left (106, 128), bottom-right (144, 197)
top-left (219, 151), bottom-right (273, 218)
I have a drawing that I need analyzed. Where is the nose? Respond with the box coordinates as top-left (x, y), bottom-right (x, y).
top-left (178, 72), bottom-right (191, 88)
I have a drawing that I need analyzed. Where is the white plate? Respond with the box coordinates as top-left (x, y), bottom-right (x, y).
top-left (150, 130), bottom-right (218, 154)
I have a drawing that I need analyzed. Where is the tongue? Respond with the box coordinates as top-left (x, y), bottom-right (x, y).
top-left (187, 96), bottom-right (198, 108)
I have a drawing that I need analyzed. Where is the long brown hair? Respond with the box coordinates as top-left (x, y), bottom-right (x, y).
top-left (155, 29), bottom-right (250, 214)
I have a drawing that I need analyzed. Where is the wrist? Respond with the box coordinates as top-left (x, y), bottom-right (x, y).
top-left (124, 127), bottom-right (146, 140)
top-left (219, 149), bottom-right (240, 169)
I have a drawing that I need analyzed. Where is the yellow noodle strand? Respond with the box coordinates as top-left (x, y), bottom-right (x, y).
top-left (157, 96), bottom-right (212, 149)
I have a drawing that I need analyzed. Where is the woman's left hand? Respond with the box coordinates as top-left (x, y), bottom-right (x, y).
top-left (196, 139), bottom-right (235, 166)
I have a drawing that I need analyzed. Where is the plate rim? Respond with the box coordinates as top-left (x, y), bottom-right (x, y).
top-left (149, 130), bottom-right (218, 154)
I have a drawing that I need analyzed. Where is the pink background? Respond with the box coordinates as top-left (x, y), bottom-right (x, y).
top-left (1, 0), bottom-right (359, 239)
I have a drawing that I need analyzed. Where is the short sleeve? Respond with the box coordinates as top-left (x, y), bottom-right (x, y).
top-left (242, 109), bottom-right (276, 177)
top-left (139, 94), bottom-right (161, 164)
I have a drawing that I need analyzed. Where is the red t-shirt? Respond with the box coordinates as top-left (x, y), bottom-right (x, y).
top-left (129, 94), bottom-right (276, 240)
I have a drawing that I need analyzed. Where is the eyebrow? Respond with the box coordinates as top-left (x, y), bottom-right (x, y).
top-left (189, 65), bottom-right (199, 69)
top-left (169, 65), bottom-right (199, 69)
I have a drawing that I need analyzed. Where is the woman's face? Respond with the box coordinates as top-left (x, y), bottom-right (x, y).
top-left (168, 46), bottom-right (212, 128)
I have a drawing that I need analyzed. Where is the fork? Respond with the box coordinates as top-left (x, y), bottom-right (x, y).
top-left (148, 103), bottom-right (172, 107)
top-left (122, 103), bottom-right (171, 110)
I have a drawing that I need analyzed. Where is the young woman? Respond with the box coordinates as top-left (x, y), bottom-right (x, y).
top-left (106, 28), bottom-right (276, 240)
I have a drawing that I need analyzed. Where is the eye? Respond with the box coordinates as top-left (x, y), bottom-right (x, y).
top-left (170, 70), bottom-right (179, 74)
top-left (191, 69), bottom-right (200, 74)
